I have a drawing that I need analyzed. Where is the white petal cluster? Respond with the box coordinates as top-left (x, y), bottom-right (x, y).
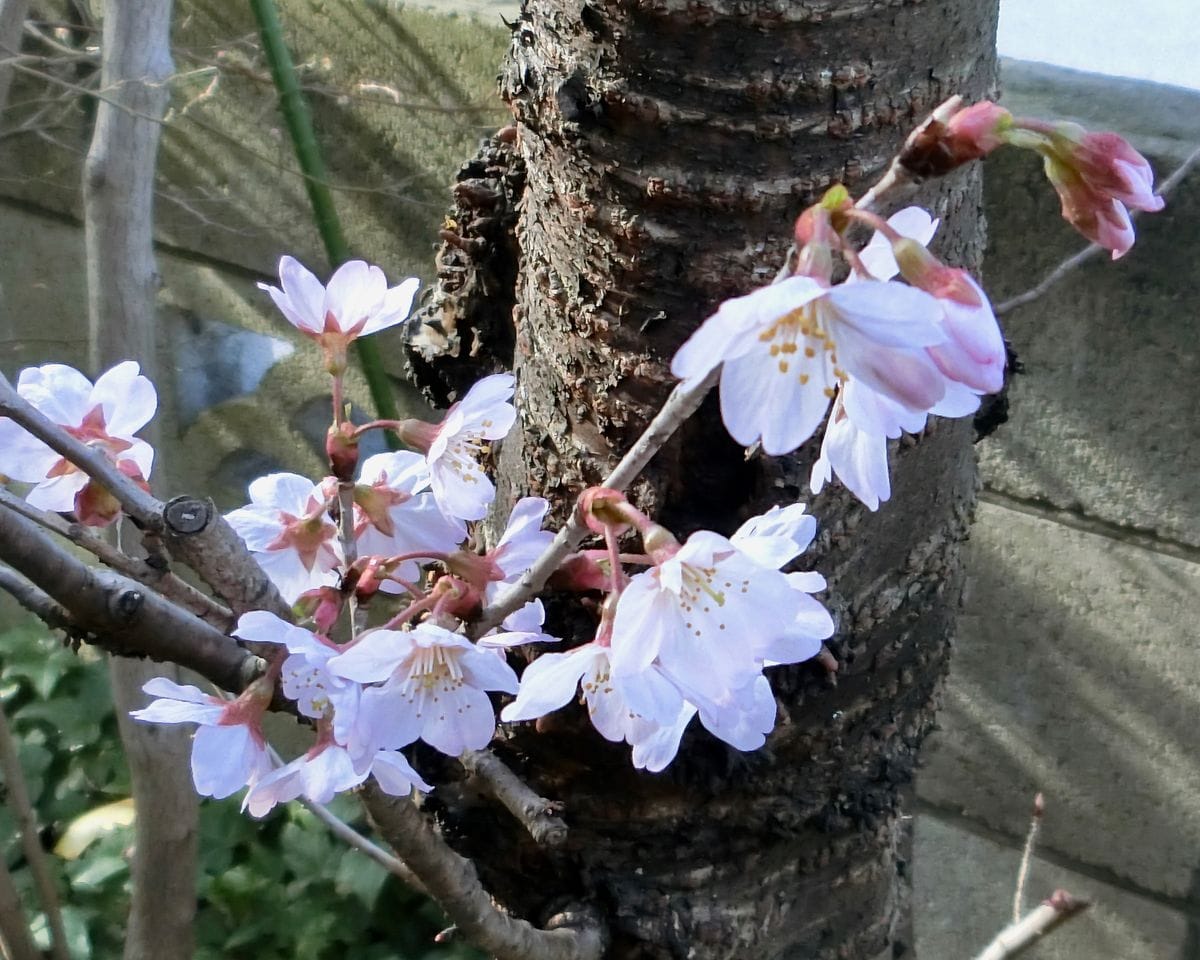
top-left (0, 362), bottom-right (157, 523)
top-left (671, 207), bottom-right (1007, 511)
top-left (503, 504), bottom-right (833, 771)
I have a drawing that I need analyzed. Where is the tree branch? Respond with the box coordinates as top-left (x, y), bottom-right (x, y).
top-left (363, 786), bottom-right (605, 960)
top-left (0, 563), bottom-right (74, 632)
top-left (0, 488), bottom-right (233, 630)
top-left (972, 890), bottom-right (1089, 960)
top-left (0, 505), bottom-right (261, 693)
top-left (996, 142), bottom-right (1200, 317)
top-left (0, 380), bottom-right (291, 619)
top-left (297, 798), bottom-right (428, 895)
top-left (459, 749), bottom-right (567, 848)
top-left (474, 367), bottom-right (720, 634)
top-left (0, 704), bottom-right (69, 960)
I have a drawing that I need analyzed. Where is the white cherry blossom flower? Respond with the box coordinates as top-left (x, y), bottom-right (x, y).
top-left (130, 677), bottom-right (273, 801)
top-left (226, 474), bottom-right (341, 603)
top-left (671, 275), bottom-right (946, 456)
top-left (259, 257), bottom-right (419, 370)
top-left (610, 530), bottom-right (820, 708)
top-left (244, 741), bottom-right (430, 818)
top-left (353, 451), bottom-right (466, 586)
top-left (0, 361), bottom-right (156, 525)
top-left (328, 622), bottom-right (518, 756)
top-left (232, 611), bottom-right (375, 757)
top-left (400, 374), bottom-right (517, 522)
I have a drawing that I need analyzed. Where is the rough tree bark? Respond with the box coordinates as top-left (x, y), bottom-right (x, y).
top-left (413, 2), bottom-right (998, 957)
top-left (82, 2), bottom-right (196, 959)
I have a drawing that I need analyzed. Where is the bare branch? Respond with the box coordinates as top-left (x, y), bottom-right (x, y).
top-left (1013, 792), bottom-right (1044, 923)
top-left (996, 142), bottom-right (1200, 317)
top-left (460, 750), bottom-right (567, 848)
top-left (297, 798), bottom-right (428, 895)
top-left (0, 504), bottom-right (261, 693)
top-left (0, 382), bottom-right (290, 618)
top-left (0, 563), bottom-right (74, 632)
top-left (972, 890), bottom-right (1089, 960)
top-left (0, 0), bottom-right (31, 120)
top-left (363, 786), bottom-right (606, 960)
top-left (0, 704), bottom-right (69, 960)
top-left (0, 489), bottom-right (233, 630)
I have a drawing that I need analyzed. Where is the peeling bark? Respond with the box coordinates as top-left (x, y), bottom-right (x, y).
top-left (416, 1), bottom-right (999, 957)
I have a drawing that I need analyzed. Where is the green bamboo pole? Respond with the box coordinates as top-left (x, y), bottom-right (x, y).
top-left (249, 0), bottom-right (402, 434)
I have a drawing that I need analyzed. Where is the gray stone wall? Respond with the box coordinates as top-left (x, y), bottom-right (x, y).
top-left (915, 62), bottom-right (1200, 959)
top-left (0, 8), bottom-right (1196, 956)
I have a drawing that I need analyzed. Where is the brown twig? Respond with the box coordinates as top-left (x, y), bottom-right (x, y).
top-left (973, 889), bottom-right (1089, 960)
top-left (996, 142), bottom-right (1200, 317)
top-left (363, 786), bottom-right (606, 960)
top-left (0, 705), bottom-right (69, 960)
top-left (0, 505), bottom-right (262, 693)
top-left (460, 750), bottom-right (567, 848)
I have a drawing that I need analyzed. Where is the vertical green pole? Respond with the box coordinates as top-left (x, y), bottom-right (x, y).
top-left (249, 0), bottom-right (402, 432)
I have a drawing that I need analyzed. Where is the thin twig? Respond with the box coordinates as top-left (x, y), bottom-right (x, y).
top-left (460, 750), bottom-right (567, 847)
top-left (1013, 792), bottom-right (1044, 922)
top-left (0, 706), bottom-right (70, 960)
top-left (972, 890), bottom-right (1089, 960)
top-left (0, 505), bottom-right (262, 693)
top-left (996, 142), bottom-right (1200, 316)
top-left (297, 797), bottom-right (428, 894)
top-left (474, 367), bottom-right (720, 634)
top-left (363, 786), bottom-right (606, 960)
top-left (0, 855), bottom-right (39, 960)
top-left (0, 563), bottom-right (74, 632)
top-left (0, 489), bottom-right (233, 629)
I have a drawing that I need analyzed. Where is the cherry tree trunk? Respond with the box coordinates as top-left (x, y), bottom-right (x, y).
top-left (421, 1), bottom-right (998, 956)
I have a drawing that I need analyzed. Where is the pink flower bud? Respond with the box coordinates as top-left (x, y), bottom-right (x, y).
top-left (1054, 127), bottom-right (1164, 213)
top-left (899, 100), bottom-right (1013, 177)
top-left (325, 422), bottom-right (359, 482)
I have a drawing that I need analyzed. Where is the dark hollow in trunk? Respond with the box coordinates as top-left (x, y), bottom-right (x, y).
top-left (417, 1), bottom-right (999, 956)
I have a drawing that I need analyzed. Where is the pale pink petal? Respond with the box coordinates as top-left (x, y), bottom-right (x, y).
top-left (91, 361), bottom-right (157, 437)
top-left (327, 629), bottom-right (414, 683)
top-left (192, 724), bottom-right (267, 799)
top-left (825, 281), bottom-right (945, 348)
top-left (500, 647), bottom-right (599, 722)
top-left (370, 750), bottom-right (431, 795)
top-left (268, 256), bottom-right (327, 333)
top-left (361, 276), bottom-right (421, 335)
top-left (17, 364), bottom-right (94, 426)
top-left (324, 261), bottom-right (385, 333)
top-left (630, 704), bottom-right (696, 772)
top-left (25, 473), bottom-right (88, 513)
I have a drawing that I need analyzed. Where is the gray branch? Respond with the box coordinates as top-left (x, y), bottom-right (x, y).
top-left (460, 749), bottom-right (567, 847)
top-left (0, 503), bottom-right (261, 692)
top-left (363, 787), bottom-right (605, 960)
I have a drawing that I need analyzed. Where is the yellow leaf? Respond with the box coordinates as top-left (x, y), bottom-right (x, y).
top-left (54, 798), bottom-right (135, 860)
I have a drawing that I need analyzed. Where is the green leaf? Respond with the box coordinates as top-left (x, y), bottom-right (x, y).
top-left (334, 847), bottom-right (388, 909)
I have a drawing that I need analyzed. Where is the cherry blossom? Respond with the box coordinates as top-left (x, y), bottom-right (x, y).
top-left (671, 274), bottom-right (946, 456)
top-left (610, 529), bottom-right (823, 708)
top-left (328, 621), bottom-right (518, 756)
top-left (233, 611), bottom-right (375, 757)
top-left (130, 677), bottom-right (273, 801)
top-left (397, 374), bottom-right (518, 522)
top-left (0, 361), bottom-right (156, 525)
top-left (244, 739), bottom-right (430, 818)
top-left (259, 257), bottom-right (419, 371)
top-left (353, 451), bottom-right (466, 586)
top-left (1039, 126), bottom-right (1164, 258)
top-left (226, 474), bottom-right (341, 604)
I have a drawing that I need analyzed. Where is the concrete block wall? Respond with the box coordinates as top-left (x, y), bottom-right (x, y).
top-left (914, 63), bottom-right (1200, 958)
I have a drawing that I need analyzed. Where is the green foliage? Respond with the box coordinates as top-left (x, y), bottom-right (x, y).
top-left (0, 619), bottom-right (479, 959)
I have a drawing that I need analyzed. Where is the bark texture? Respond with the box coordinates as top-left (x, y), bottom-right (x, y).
top-left (82, 3), bottom-right (197, 958)
top-left (416, 1), bottom-right (999, 958)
